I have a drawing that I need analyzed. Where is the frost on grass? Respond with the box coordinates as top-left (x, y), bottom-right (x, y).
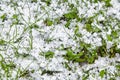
top-left (0, 0), bottom-right (120, 80)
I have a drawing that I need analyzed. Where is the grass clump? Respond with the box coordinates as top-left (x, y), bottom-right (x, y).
top-left (0, 13), bottom-right (7, 22)
top-left (99, 69), bottom-right (106, 78)
top-left (44, 18), bottom-right (53, 26)
top-left (41, 0), bottom-right (51, 6)
top-left (31, 0), bottom-right (38, 3)
top-left (0, 54), bottom-right (16, 78)
top-left (63, 49), bottom-right (85, 63)
top-left (91, 0), bottom-right (112, 7)
top-left (41, 69), bottom-right (61, 75)
top-left (44, 51), bottom-right (54, 59)
top-left (63, 37), bottom-right (120, 64)
top-left (61, 7), bottom-right (79, 28)
top-left (0, 39), bottom-right (6, 45)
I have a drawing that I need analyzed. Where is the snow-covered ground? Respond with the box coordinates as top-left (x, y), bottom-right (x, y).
top-left (0, 0), bottom-right (120, 80)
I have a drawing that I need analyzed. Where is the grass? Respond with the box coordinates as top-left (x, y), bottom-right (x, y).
top-left (0, 0), bottom-right (120, 79)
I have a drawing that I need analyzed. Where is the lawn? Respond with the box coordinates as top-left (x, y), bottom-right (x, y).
top-left (0, 0), bottom-right (120, 80)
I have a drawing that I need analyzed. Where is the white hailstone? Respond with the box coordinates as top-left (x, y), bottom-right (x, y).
top-left (17, 1), bottom-right (24, 6)
top-left (85, 39), bottom-right (91, 44)
top-left (50, 1), bottom-right (57, 7)
top-left (97, 2), bottom-right (103, 10)
top-left (0, 4), bottom-right (6, 10)
top-left (82, 35), bottom-right (88, 41)
top-left (94, 39), bottom-right (102, 46)
top-left (78, 7), bottom-right (86, 15)
top-left (22, 8), bottom-right (30, 20)
top-left (30, 49), bottom-right (39, 57)
top-left (115, 53), bottom-right (120, 58)
top-left (12, 71), bottom-right (17, 79)
top-left (50, 76), bottom-right (57, 80)
top-left (29, 62), bottom-right (39, 70)
top-left (60, 9), bottom-right (66, 15)
top-left (86, 7), bottom-right (96, 17)
top-left (85, 32), bottom-right (91, 37)
top-left (0, 55), bottom-right (2, 61)
top-left (93, 33), bottom-right (98, 37)
top-left (81, 29), bottom-right (88, 35)
top-left (36, 20), bottom-right (43, 26)
top-left (18, 59), bottom-right (33, 69)
top-left (32, 29), bottom-right (40, 39)
top-left (107, 0), bottom-right (120, 20)
top-left (89, 75), bottom-right (96, 80)
top-left (108, 66), bottom-right (116, 75)
top-left (40, 61), bottom-right (48, 68)
top-left (106, 41), bottom-right (113, 49)
top-left (101, 32), bottom-right (107, 39)
top-left (94, 57), bottom-right (107, 67)
top-left (98, 15), bottom-right (105, 21)
top-left (117, 44), bottom-right (120, 49)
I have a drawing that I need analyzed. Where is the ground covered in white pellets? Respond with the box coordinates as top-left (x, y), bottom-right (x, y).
top-left (0, 0), bottom-right (120, 80)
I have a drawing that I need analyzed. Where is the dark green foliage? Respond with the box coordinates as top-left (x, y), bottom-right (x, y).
top-left (85, 24), bottom-right (93, 32)
top-left (63, 36), bottom-right (119, 64)
top-left (41, 0), bottom-right (51, 6)
top-left (44, 18), bottom-right (53, 26)
top-left (41, 69), bottom-right (61, 75)
top-left (44, 37), bottom-right (53, 43)
top-left (63, 49), bottom-right (86, 63)
top-left (94, 0), bottom-right (98, 3)
top-left (107, 34), bottom-right (112, 41)
top-left (99, 70), bottom-right (106, 78)
top-left (63, 62), bottom-right (72, 70)
top-left (19, 70), bottom-right (30, 77)
top-left (54, 18), bottom-right (61, 24)
top-left (74, 25), bottom-right (82, 37)
top-left (84, 23), bottom-right (101, 33)
top-left (12, 14), bottom-right (18, 19)
top-left (91, 0), bottom-right (112, 7)
top-left (63, 0), bottom-right (68, 2)
top-left (63, 48), bottom-right (97, 63)
top-left (30, 24), bottom-right (39, 29)
top-left (0, 13), bottom-right (7, 22)
top-left (97, 37), bottom-right (119, 57)
top-left (83, 15), bottom-right (102, 33)
top-left (65, 20), bottom-right (70, 28)
top-left (0, 54), bottom-right (4, 61)
top-left (82, 69), bottom-right (92, 80)
top-left (60, 7), bottom-right (79, 29)
top-left (0, 39), bottom-right (6, 45)
top-left (12, 14), bottom-right (19, 24)
top-left (93, 26), bottom-right (101, 33)
top-left (74, 25), bottom-right (79, 34)
top-left (107, 30), bottom-right (118, 41)
top-left (14, 37), bottom-right (23, 43)
top-left (108, 43), bottom-right (119, 58)
top-left (85, 16), bottom-right (94, 24)
top-left (44, 51), bottom-right (54, 59)
top-left (111, 30), bottom-right (118, 38)
top-left (6, 62), bottom-right (16, 69)
top-left (63, 8), bottom-right (78, 21)
top-left (116, 65), bottom-right (120, 70)
top-left (21, 53), bottom-right (31, 58)
top-left (86, 51), bottom-right (98, 64)
top-left (58, 0), bottom-right (68, 4)
top-left (104, 0), bottom-right (112, 7)
top-left (31, 0), bottom-right (37, 3)
top-left (109, 77), bottom-right (116, 80)
top-left (0, 54), bottom-right (16, 77)
top-left (97, 43), bottom-right (107, 57)
top-left (82, 74), bottom-right (89, 80)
